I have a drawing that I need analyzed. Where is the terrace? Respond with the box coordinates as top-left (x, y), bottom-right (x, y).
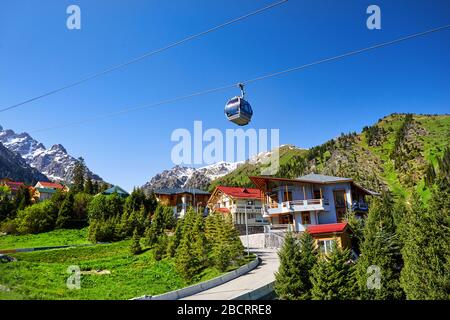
top-left (263, 198), bottom-right (330, 216)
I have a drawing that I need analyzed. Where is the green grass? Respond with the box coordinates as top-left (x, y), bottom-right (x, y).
top-left (0, 228), bottom-right (89, 250)
top-left (0, 232), bottom-right (250, 300)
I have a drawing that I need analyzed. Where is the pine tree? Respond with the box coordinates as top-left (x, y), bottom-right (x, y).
top-left (72, 157), bottom-right (86, 193)
top-left (274, 232), bottom-right (302, 300)
top-left (15, 185), bottom-right (32, 211)
top-left (356, 195), bottom-right (404, 300)
top-left (206, 213), bottom-right (244, 271)
top-left (344, 210), bottom-right (364, 253)
top-left (275, 232), bottom-right (317, 300)
top-left (92, 180), bottom-right (99, 194)
top-left (84, 178), bottom-right (94, 195)
top-left (154, 233), bottom-right (168, 261)
top-left (130, 228), bottom-right (142, 255)
top-left (400, 184), bottom-right (450, 299)
top-left (167, 217), bottom-right (184, 258)
top-left (145, 205), bottom-right (170, 246)
top-left (310, 243), bottom-right (356, 300)
top-left (297, 231), bottom-right (319, 299)
top-left (56, 192), bottom-right (75, 229)
top-left (174, 209), bottom-right (208, 282)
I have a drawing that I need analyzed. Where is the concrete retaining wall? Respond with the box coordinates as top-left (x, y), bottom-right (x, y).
top-left (230, 281), bottom-right (275, 300)
top-left (132, 255), bottom-right (260, 300)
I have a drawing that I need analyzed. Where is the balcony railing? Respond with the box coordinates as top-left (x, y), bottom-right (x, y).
top-left (264, 198), bottom-right (330, 215)
top-left (351, 201), bottom-right (369, 212)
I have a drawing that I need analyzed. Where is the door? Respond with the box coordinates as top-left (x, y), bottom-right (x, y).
top-left (280, 214), bottom-right (293, 225)
top-left (333, 190), bottom-right (347, 222)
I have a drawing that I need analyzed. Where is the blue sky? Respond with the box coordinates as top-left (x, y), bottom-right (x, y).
top-left (1, 0), bottom-right (449, 191)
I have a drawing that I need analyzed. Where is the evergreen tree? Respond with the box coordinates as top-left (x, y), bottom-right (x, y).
top-left (275, 232), bottom-right (317, 300)
top-left (206, 213), bottom-right (244, 271)
top-left (275, 232), bottom-right (301, 300)
top-left (130, 227), bottom-right (142, 255)
top-left (72, 157), bottom-right (86, 193)
top-left (356, 195), bottom-right (404, 300)
top-left (84, 178), bottom-right (94, 195)
top-left (0, 186), bottom-right (14, 221)
top-left (15, 185), bottom-right (32, 211)
top-left (310, 243), bottom-right (356, 300)
top-left (145, 205), bottom-right (165, 246)
top-left (56, 192), bottom-right (75, 229)
top-left (92, 180), bottom-right (99, 194)
top-left (154, 233), bottom-right (169, 261)
top-left (50, 189), bottom-right (66, 208)
top-left (400, 184), bottom-right (450, 299)
top-left (124, 188), bottom-right (148, 215)
top-left (167, 217), bottom-right (184, 258)
top-left (344, 210), bottom-right (365, 253)
top-left (174, 209), bottom-right (208, 282)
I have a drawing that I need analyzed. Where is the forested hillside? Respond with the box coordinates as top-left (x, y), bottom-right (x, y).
top-left (210, 113), bottom-right (450, 199)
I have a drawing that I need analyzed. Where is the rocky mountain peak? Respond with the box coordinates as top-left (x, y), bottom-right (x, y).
top-left (0, 125), bottom-right (102, 183)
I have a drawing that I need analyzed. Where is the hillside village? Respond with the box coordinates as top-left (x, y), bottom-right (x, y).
top-left (1, 113), bottom-right (449, 300)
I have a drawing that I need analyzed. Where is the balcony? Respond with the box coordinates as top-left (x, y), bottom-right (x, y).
top-left (351, 201), bottom-right (369, 212)
top-left (264, 198), bottom-right (330, 216)
top-left (230, 204), bottom-right (262, 214)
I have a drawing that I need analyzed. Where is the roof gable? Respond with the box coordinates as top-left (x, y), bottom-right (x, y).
top-left (216, 186), bottom-right (262, 199)
top-left (102, 185), bottom-right (130, 196)
top-left (37, 181), bottom-right (64, 189)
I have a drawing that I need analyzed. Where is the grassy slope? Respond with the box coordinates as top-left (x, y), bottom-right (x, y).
top-left (370, 114), bottom-right (450, 198)
top-left (210, 114), bottom-right (450, 198)
top-left (0, 228), bottom-right (89, 250)
top-left (0, 239), bottom-right (229, 300)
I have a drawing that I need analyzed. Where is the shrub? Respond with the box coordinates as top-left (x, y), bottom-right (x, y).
top-left (15, 201), bottom-right (58, 234)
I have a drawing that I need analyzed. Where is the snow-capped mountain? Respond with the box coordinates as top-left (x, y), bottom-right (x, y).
top-left (0, 125), bottom-right (102, 183)
top-left (142, 161), bottom-right (242, 191)
top-left (141, 145), bottom-right (304, 192)
top-left (0, 141), bottom-right (49, 184)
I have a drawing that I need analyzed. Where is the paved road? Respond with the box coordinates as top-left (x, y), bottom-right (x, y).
top-left (181, 248), bottom-right (279, 300)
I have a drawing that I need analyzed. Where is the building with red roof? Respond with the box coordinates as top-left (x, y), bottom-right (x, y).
top-left (248, 173), bottom-right (379, 252)
top-left (306, 222), bottom-right (352, 254)
top-left (0, 178), bottom-right (25, 195)
top-left (35, 181), bottom-right (65, 190)
top-left (207, 186), bottom-right (267, 234)
top-left (33, 181), bottom-right (69, 201)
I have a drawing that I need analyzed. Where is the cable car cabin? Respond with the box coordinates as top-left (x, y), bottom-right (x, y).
top-left (224, 96), bottom-right (253, 126)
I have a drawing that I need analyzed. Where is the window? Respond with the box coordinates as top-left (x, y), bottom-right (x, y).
top-left (313, 190), bottom-right (321, 199)
top-left (301, 212), bottom-right (311, 225)
top-left (283, 190), bottom-right (292, 202)
top-left (318, 239), bottom-right (336, 254)
top-left (334, 190), bottom-right (347, 208)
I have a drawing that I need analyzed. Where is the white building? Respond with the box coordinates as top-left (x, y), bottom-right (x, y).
top-left (207, 186), bottom-right (268, 234)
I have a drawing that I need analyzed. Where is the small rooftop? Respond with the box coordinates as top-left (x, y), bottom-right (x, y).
top-left (102, 185), bottom-right (130, 197)
top-left (307, 222), bottom-right (348, 235)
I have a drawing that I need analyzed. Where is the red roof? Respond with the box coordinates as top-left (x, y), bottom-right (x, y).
top-left (216, 186), bottom-right (262, 199)
top-left (38, 181), bottom-right (64, 189)
top-left (1, 181), bottom-right (24, 191)
top-left (307, 223), bottom-right (348, 235)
